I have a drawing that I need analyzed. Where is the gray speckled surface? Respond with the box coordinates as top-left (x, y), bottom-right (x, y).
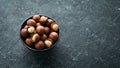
top-left (0, 0), bottom-right (120, 68)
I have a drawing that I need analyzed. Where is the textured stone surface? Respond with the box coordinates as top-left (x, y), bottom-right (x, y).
top-left (0, 0), bottom-right (120, 68)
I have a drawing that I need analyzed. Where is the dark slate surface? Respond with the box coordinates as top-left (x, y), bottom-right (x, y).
top-left (0, 0), bottom-right (120, 68)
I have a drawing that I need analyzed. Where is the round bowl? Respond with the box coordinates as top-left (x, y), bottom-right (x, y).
top-left (20, 15), bottom-right (59, 52)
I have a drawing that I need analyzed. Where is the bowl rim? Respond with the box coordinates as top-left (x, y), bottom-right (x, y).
top-left (20, 15), bottom-right (60, 52)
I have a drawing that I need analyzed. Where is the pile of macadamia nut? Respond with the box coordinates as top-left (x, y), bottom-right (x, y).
top-left (20, 15), bottom-right (59, 50)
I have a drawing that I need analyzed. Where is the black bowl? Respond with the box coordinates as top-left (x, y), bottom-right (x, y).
top-left (20, 15), bottom-right (59, 52)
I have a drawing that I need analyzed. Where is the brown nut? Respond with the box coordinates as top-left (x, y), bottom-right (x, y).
top-left (27, 26), bottom-right (35, 34)
top-left (27, 19), bottom-right (36, 26)
top-left (39, 16), bottom-right (47, 25)
top-left (32, 33), bottom-right (40, 42)
top-left (36, 26), bottom-right (44, 35)
top-left (46, 19), bottom-right (54, 27)
top-left (24, 25), bottom-right (29, 29)
top-left (32, 15), bottom-right (40, 22)
top-left (44, 27), bottom-right (50, 34)
top-left (41, 34), bottom-right (48, 41)
top-left (35, 41), bottom-right (44, 50)
top-left (36, 23), bottom-right (41, 27)
top-left (25, 38), bottom-right (33, 46)
top-left (49, 32), bottom-right (58, 41)
top-left (51, 23), bottom-right (59, 31)
top-left (44, 39), bottom-right (53, 47)
top-left (20, 28), bottom-right (28, 37)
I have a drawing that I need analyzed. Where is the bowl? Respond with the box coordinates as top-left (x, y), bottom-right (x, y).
top-left (20, 15), bottom-right (59, 52)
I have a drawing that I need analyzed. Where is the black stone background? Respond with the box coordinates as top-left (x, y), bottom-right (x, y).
top-left (0, 0), bottom-right (120, 68)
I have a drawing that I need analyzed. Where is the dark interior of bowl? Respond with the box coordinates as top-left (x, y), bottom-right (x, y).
top-left (20, 15), bottom-right (59, 52)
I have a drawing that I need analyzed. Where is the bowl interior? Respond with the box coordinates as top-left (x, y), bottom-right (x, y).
top-left (20, 15), bottom-right (59, 52)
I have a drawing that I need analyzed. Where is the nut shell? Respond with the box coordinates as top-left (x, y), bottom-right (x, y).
top-left (44, 27), bottom-right (50, 34)
top-left (36, 23), bottom-right (41, 27)
top-left (24, 25), bottom-right (29, 29)
top-left (35, 41), bottom-right (44, 50)
top-left (41, 34), bottom-right (48, 41)
top-left (27, 19), bottom-right (36, 26)
top-left (27, 26), bottom-right (35, 34)
top-left (39, 16), bottom-right (47, 25)
top-left (32, 15), bottom-right (40, 22)
top-left (25, 38), bottom-right (33, 46)
top-left (46, 19), bottom-right (54, 26)
top-left (45, 39), bottom-right (53, 47)
top-left (51, 23), bottom-right (59, 31)
top-left (20, 28), bottom-right (28, 37)
top-left (36, 26), bottom-right (44, 35)
top-left (49, 32), bottom-right (58, 41)
top-left (32, 33), bottom-right (40, 42)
